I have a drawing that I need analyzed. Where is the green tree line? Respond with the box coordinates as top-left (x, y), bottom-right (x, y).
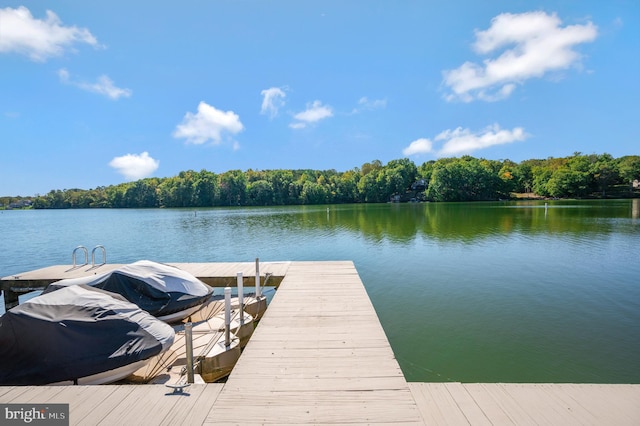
top-left (28, 153), bottom-right (640, 209)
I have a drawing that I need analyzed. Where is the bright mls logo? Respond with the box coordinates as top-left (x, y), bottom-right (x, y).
top-left (1, 404), bottom-right (68, 425)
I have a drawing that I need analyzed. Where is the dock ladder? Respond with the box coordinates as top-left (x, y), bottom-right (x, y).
top-left (72, 245), bottom-right (107, 268)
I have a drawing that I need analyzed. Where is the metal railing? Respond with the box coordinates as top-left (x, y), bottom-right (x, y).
top-left (72, 246), bottom-right (89, 268)
top-left (72, 245), bottom-right (107, 267)
top-left (91, 245), bottom-right (106, 266)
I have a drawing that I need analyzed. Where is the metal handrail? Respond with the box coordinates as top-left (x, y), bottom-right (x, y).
top-left (91, 245), bottom-right (106, 266)
top-left (72, 246), bottom-right (88, 268)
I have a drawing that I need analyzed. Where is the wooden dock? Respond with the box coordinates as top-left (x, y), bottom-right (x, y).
top-left (206, 261), bottom-right (422, 424)
top-left (2, 261), bottom-right (639, 425)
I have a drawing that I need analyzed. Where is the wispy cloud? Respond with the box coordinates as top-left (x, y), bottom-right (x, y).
top-left (403, 124), bottom-right (529, 157)
top-left (173, 101), bottom-right (244, 145)
top-left (58, 68), bottom-right (131, 100)
top-left (0, 6), bottom-right (99, 62)
top-left (442, 11), bottom-right (597, 102)
top-left (290, 100), bottom-right (333, 129)
top-left (351, 96), bottom-right (387, 114)
top-left (260, 87), bottom-right (287, 118)
top-left (109, 151), bottom-right (159, 180)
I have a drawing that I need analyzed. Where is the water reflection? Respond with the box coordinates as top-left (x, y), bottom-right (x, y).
top-left (267, 200), bottom-right (639, 245)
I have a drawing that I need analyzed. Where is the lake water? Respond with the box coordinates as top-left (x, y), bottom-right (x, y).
top-left (1, 200), bottom-right (639, 383)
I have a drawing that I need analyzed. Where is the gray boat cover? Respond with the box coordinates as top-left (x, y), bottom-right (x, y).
top-left (0, 285), bottom-right (174, 385)
top-left (44, 260), bottom-right (213, 320)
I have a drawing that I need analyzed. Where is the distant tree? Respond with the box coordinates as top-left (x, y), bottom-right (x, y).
top-left (546, 169), bottom-right (584, 198)
top-left (385, 158), bottom-right (418, 194)
top-left (540, 154), bottom-right (590, 198)
top-left (287, 180), bottom-right (304, 204)
top-left (532, 166), bottom-right (552, 197)
top-left (219, 170), bottom-right (247, 206)
top-left (589, 154), bottom-right (618, 197)
top-left (357, 169), bottom-right (383, 202)
top-left (301, 181), bottom-right (329, 204)
top-left (122, 179), bottom-right (158, 207)
top-left (360, 160), bottom-right (382, 176)
top-left (266, 170), bottom-right (295, 205)
top-left (22, 153), bottom-right (639, 209)
top-left (496, 160), bottom-right (517, 194)
top-left (512, 161), bottom-right (536, 193)
top-left (332, 170), bottom-right (360, 203)
top-left (43, 189), bottom-right (70, 209)
top-left (618, 155), bottom-right (640, 192)
top-left (417, 160), bottom-right (436, 186)
top-left (426, 157), bottom-right (501, 201)
top-left (247, 180), bottom-right (274, 205)
top-left (192, 170), bottom-right (219, 207)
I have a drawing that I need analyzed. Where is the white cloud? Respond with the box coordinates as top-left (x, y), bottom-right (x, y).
top-left (437, 124), bottom-right (529, 156)
top-left (403, 124), bottom-right (529, 157)
top-left (360, 97), bottom-right (387, 108)
top-left (173, 101), bottom-right (244, 145)
top-left (79, 75), bottom-right (131, 100)
top-left (402, 138), bottom-right (433, 156)
top-left (443, 11), bottom-right (597, 102)
top-left (0, 6), bottom-right (98, 61)
top-left (58, 68), bottom-right (131, 100)
top-left (109, 152), bottom-right (159, 180)
top-left (290, 100), bottom-right (333, 129)
top-left (352, 96), bottom-right (387, 113)
top-left (57, 68), bottom-right (70, 81)
top-left (260, 87), bottom-right (286, 118)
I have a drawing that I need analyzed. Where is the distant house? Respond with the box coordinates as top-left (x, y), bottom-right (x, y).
top-left (411, 179), bottom-right (427, 191)
top-left (8, 200), bottom-right (32, 209)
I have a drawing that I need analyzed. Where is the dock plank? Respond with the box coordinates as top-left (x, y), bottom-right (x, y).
top-left (408, 383), bottom-right (640, 426)
top-left (74, 385), bottom-right (136, 425)
top-left (159, 384), bottom-right (224, 426)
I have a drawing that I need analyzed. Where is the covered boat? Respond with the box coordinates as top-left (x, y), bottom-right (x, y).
top-left (0, 285), bottom-right (175, 385)
top-left (44, 260), bottom-right (214, 323)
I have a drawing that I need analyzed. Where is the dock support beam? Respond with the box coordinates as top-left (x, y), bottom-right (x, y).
top-left (185, 322), bottom-right (195, 384)
top-left (224, 287), bottom-right (231, 348)
top-left (237, 272), bottom-right (244, 325)
top-left (255, 258), bottom-right (261, 298)
top-left (2, 289), bottom-right (19, 312)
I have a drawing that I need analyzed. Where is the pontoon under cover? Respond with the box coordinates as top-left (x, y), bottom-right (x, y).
top-left (44, 260), bottom-right (214, 321)
top-left (0, 285), bottom-right (174, 385)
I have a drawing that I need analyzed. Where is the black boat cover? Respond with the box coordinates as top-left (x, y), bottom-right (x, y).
top-left (0, 285), bottom-right (174, 385)
top-left (44, 260), bottom-right (213, 320)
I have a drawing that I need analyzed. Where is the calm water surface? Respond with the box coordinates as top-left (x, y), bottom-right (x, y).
top-left (1, 200), bottom-right (639, 383)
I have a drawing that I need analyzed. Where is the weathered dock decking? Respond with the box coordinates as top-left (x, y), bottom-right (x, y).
top-left (1, 261), bottom-right (639, 425)
top-left (2, 382), bottom-right (638, 425)
top-left (206, 261), bottom-right (422, 424)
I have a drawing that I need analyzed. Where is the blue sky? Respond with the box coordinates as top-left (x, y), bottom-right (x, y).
top-left (1, 1), bottom-right (638, 196)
